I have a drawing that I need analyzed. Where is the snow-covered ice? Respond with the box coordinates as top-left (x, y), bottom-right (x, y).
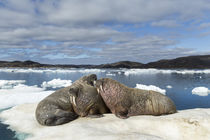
top-left (136, 84), bottom-right (166, 95)
top-left (1, 104), bottom-right (210, 140)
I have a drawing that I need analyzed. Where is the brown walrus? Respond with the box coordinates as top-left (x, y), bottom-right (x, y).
top-left (95, 78), bottom-right (176, 119)
top-left (35, 74), bottom-right (110, 126)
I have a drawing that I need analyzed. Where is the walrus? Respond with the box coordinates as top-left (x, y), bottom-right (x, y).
top-left (95, 78), bottom-right (176, 119)
top-left (35, 74), bottom-right (110, 126)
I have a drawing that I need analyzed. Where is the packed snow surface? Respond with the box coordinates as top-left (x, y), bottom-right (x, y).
top-left (135, 84), bottom-right (166, 95)
top-left (1, 104), bottom-right (210, 140)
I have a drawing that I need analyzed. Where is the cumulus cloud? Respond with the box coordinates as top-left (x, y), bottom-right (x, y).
top-left (0, 0), bottom-right (210, 64)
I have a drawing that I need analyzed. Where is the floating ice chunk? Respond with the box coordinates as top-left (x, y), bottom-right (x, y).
top-left (106, 72), bottom-right (116, 76)
top-left (0, 84), bottom-right (53, 109)
top-left (0, 80), bottom-right (25, 89)
top-left (136, 84), bottom-right (166, 95)
top-left (118, 72), bottom-right (122, 74)
top-left (192, 87), bottom-right (210, 96)
top-left (41, 79), bottom-right (72, 89)
top-left (1, 104), bottom-right (210, 140)
top-left (166, 85), bottom-right (172, 89)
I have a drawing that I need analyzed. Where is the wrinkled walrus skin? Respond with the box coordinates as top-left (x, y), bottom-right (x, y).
top-left (35, 74), bottom-right (110, 126)
top-left (95, 78), bottom-right (177, 119)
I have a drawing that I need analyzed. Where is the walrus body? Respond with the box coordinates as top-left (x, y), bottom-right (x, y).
top-left (95, 78), bottom-right (176, 119)
top-left (36, 74), bottom-right (109, 126)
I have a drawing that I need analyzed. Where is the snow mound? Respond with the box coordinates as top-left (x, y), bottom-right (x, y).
top-left (136, 84), bottom-right (166, 95)
top-left (192, 87), bottom-right (210, 96)
top-left (1, 104), bottom-right (210, 140)
top-left (41, 79), bottom-right (72, 89)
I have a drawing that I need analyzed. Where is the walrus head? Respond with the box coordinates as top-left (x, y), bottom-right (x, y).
top-left (81, 74), bottom-right (97, 86)
top-left (69, 83), bottom-right (100, 117)
top-left (95, 79), bottom-right (103, 93)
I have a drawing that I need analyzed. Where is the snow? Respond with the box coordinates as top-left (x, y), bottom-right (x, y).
top-left (0, 80), bottom-right (25, 89)
top-left (192, 87), bottom-right (210, 96)
top-left (136, 84), bottom-right (166, 95)
top-left (0, 80), bottom-right (54, 109)
top-left (1, 104), bottom-right (210, 140)
top-left (41, 79), bottom-right (72, 89)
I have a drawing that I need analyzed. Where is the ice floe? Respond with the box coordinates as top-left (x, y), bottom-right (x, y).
top-left (1, 103), bottom-right (210, 140)
top-left (41, 79), bottom-right (72, 89)
top-left (192, 87), bottom-right (210, 96)
top-left (136, 84), bottom-right (166, 95)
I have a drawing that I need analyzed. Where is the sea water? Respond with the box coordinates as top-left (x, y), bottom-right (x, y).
top-left (0, 68), bottom-right (210, 140)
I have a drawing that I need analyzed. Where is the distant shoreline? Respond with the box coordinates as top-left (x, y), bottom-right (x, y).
top-left (0, 55), bottom-right (210, 69)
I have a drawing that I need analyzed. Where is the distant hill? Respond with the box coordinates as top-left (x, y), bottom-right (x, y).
top-left (0, 55), bottom-right (210, 69)
top-left (97, 61), bottom-right (143, 68)
top-left (145, 55), bottom-right (210, 69)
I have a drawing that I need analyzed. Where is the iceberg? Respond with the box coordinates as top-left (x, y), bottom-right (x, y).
top-left (136, 84), bottom-right (166, 95)
top-left (1, 104), bottom-right (210, 140)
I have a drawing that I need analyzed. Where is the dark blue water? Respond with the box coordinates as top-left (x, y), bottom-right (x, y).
top-left (0, 68), bottom-right (210, 140)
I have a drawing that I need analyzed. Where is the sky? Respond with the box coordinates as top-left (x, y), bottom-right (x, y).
top-left (0, 0), bottom-right (210, 64)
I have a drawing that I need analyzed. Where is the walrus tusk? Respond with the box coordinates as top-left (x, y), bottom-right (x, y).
top-left (72, 96), bottom-right (77, 106)
top-left (97, 88), bottom-right (100, 94)
top-left (93, 80), bottom-right (96, 86)
top-left (100, 85), bottom-right (104, 92)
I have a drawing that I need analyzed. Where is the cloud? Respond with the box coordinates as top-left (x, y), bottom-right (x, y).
top-left (151, 20), bottom-right (180, 28)
top-left (0, 0), bottom-right (210, 64)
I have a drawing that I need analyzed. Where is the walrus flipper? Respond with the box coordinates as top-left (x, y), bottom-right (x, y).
top-left (44, 109), bottom-right (78, 126)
